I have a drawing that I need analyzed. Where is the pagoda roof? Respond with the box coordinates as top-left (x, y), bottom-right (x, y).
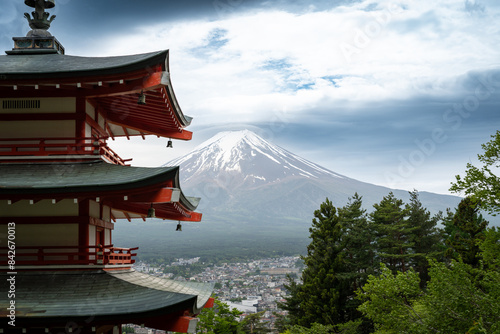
top-left (0, 270), bottom-right (213, 329)
top-left (0, 160), bottom-right (201, 221)
top-left (0, 50), bottom-right (170, 79)
top-left (0, 50), bottom-right (193, 140)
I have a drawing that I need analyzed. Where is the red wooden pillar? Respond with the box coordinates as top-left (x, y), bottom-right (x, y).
top-left (78, 199), bottom-right (90, 263)
top-left (76, 97), bottom-right (87, 150)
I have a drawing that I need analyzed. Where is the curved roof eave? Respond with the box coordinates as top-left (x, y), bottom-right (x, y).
top-left (0, 160), bottom-right (180, 196)
top-left (0, 50), bottom-right (170, 80)
top-left (0, 270), bottom-right (214, 325)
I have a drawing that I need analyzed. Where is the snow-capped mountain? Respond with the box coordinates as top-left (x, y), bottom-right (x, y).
top-left (164, 130), bottom-right (461, 221)
top-left (114, 130), bottom-right (463, 260)
top-left (166, 129), bottom-right (345, 189)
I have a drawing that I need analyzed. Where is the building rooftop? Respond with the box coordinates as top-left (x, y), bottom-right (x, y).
top-left (0, 270), bottom-right (213, 327)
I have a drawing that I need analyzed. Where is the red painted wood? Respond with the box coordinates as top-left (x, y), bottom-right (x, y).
top-left (0, 245), bottom-right (137, 266)
top-left (204, 297), bottom-right (215, 309)
top-left (79, 201), bottom-right (90, 263)
top-left (0, 136), bottom-right (127, 165)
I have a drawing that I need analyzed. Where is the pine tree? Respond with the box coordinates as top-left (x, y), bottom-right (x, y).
top-left (444, 197), bottom-right (488, 267)
top-left (370, 192), bottom-right (415, 273)
top-left (296, 198), bottom-right (348, 326)
top-left (280, 196), bottom-right (375, 331)
top-left (241, 311), bottom-right (271, 333)
top-left (279, 275), bottom-right (305, 327)
top-left (406, 190), bottom-right (443, 285)
top-left (337, 193), bottom-right (375, 329)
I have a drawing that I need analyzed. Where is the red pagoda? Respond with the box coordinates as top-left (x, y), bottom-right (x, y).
top-left (0, 1), bottom-right (213, 333)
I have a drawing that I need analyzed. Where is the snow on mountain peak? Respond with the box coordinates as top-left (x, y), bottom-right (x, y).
top-left (165, 130), bottom-right (345, 186)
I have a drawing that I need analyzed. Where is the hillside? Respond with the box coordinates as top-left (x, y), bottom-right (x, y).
top-left (113, 130), bottom-right (462, 262)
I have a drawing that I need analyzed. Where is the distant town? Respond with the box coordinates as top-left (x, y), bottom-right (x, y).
top-left (127, 256), bottom-right (302, 333)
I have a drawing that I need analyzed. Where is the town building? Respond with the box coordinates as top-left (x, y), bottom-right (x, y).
top-left (0, 1), bottom-right (212, 333)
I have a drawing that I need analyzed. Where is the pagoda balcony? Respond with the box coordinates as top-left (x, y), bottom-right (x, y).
top-left (0, 137), bottom-right (130, 165)
top-left (0, 244), bottom-right (138, 269)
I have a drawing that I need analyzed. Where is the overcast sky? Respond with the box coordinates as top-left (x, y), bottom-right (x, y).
top-left (2, 0), bottom-right (500, 195)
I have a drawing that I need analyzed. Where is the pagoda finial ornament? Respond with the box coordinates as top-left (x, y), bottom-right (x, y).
top-left (24, 0), bottom-right (56, 37)
top-left (6, 0), bottom-right (64, 54)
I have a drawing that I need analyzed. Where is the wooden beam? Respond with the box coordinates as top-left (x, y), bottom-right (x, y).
top-left (106, 114), bottom-right (192, 140)
top-left (125, 188), bottom-right (176, 203)
top-left (85, 114), bottom-right (108, 138)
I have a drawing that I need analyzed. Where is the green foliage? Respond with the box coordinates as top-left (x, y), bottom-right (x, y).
top-left (450, 130), bottom-right (500, 214)
top-left (296, 198), bottom-right (347, 326)
top-left (197, 297), bottom-right (242, 334)
top-left (357, 264), bottom-right (426, 334)
top-left (284, 322), bottom-right (335, 333)
top-left (338, 193), bottom-right (375, 291)
top-left (280, 195), bottom-right (374, 331)
top-left (370, 192), bottom-right (415, 273)
top-left (283, 321), bottom-right (363, 334)
top-left (273, 312), bottom-right (292, 334)
top-left (279, 274), bottom-right (305, 327)
top-left (406, 190), bottom-right (443, 285)
top-left (443, 197), bottom-right (488, 267)
top-left (121, 325), bottom-right (134, 333)
top-left (240, 311), bottom-right (271, 333)
top-left (357, 246), bottom-right (500, 333)
top-left (480, 227), bottom-right (500, 270)
top-left (421, 260), bottom-right (500, 333)
top-left (336, 194), bottom-right (375, 330)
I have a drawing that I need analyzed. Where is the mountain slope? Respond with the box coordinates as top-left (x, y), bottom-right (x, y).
top-left (167, 130), bottom-right (345, 188)
top-left (165, 130), bottom-right (461, 221)
top-left (114, 130), bottom-right (463, 262)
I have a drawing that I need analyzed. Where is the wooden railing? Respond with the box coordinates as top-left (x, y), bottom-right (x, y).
top-left (0, 244), bottom-right (138, 266)
top-left (0, 137), bottom-right (130, 165)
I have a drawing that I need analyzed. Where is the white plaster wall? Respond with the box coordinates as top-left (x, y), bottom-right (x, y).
top-left (0, 120), bottom-right (75, 139)
top-left (102, 205), bottom-right (111, 222)
top-left (105, 228), bottom-right (111, 246)
top-left (13, 224), bottom-right (78, 247)
top-left (0, 199), bottom-right (78, 217)
top-left (85, 101), bottom-right (95, 119)
top-left (89, 200), bottom-right (100, 219)
top-left (89, 224), bottom-right (96, 246)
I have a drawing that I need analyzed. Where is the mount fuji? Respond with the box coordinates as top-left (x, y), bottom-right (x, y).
top-left (165, 130), bottom-right (461, 221)
top-left (114, 130), bottom-right (462, 261)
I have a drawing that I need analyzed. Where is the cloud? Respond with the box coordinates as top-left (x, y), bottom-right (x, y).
top-left (2, 0), bottom-right (500, 194)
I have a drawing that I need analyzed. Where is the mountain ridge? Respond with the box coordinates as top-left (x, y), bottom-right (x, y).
top-left (115, 130), bottom-right (464, 261)
top-left (163, 130), bottom-right (461, 219)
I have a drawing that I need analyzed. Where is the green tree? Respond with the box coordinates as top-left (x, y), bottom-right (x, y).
top-left (196, 297), bottom-right (242, 334)
top-left (240, 311), bottom-right (271, 333)
top-left (279, 275), bottom-right (305, 327)
top-left (283, 322), bottom-right (335, 333)
top-left (357, 264), bottom-right (427, 334)
top-left (273, 312), bottom-right (291, 334)
top-left (357, 237), bottom-right (500, 333)
top-left (406, 190), bottom-right (443, 285)
top-left (338, 193), bottom-right (375, 292)
top-left (450, 130), bottom-right (500, 214)
top-left (336, 193), bottom-right (375, 332)
top-left (443, 197), bottom-right (488, 267)
top-left (296, 198), bottom-right (347, 326)
top-left (280, 196), bottom-right (374, 332)
top-left (480, 227), bottom-right (500, 271)
top-left (370, 192), bottom-right (415, 273)
top-left (421, 259), bottom-right (500, 333)
top-left (121, 325), bottom-right (134, 333)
